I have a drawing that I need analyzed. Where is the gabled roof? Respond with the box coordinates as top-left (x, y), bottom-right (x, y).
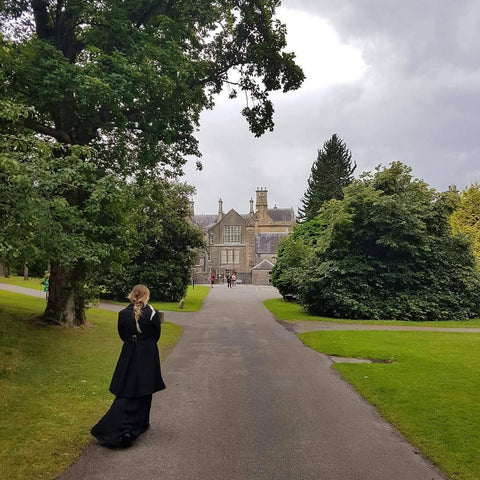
top-left (194, 214), bottom-right (217, 229)
top-left (223, 208), bottom-right (247, 224)
top-left (251, 259), bottom-right (275, 271)
top-left (268, 208), bottom-right (295, 223)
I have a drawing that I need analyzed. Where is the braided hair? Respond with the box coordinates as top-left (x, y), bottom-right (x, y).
top-left (127, 284), bottom-right (151, 334)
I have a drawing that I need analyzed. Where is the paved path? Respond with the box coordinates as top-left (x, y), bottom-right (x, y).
top-left (3, 283), bottom-right (479, 332)
top-left (50, 284), bottom-right (446, 480)
top-left (0, 283), bottom-right (47, 299)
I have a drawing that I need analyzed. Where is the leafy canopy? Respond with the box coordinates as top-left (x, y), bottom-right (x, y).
top-left (1, 0), bottom-right (305, 174)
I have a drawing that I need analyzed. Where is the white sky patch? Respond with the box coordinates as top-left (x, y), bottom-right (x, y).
top-left (277, 7), bottom-right (368, 93)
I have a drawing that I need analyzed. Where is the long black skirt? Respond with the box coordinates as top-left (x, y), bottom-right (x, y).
top-left (91, 395), bottom-right (152, 447)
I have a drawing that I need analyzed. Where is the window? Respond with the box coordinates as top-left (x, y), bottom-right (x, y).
top-left (221, 249), bottom-right (240, 264)
top-left (224, 226), bottom-right (241, 244)
top-left (209, 233), bottom-right (214, 244)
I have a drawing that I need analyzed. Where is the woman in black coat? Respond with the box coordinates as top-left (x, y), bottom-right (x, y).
top-left (91, 284), bottom-right (166, 447)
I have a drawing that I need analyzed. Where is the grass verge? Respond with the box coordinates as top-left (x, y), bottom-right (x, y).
top-left (264, 297), bottom-right (480, 328)
top-left (101, 285), bottom-right (210, 312)
top-left (0, 275), bottom-right (44, 291)
top-left (0, 290), bottom-right (182, 480)
top-left (299, 330), bottom-right (480, 480)
top-left (150, 285), bottom-right (210, 312)
top-left (0, 278), bottom-right (211, 313)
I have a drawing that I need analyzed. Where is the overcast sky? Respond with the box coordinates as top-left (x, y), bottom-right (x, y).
top-left (183, 0), bottom-right (480, 215)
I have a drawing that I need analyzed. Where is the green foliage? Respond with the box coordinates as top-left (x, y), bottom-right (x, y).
top-left (299, 330), bottom-right (480, 480)
top-left (0, 133), bottom-right (131, 289)
top-left (283, 162), bottom-right (480, 321)
top-left (101, 180), bottom-right (204, 302)
top-left (450, 183), bottom-right (480, 267)
top-left (271, 216), bottom-right (327, 298)
top-left (298, 133), bottom-right (356, 222)
top-left (1, 1), bottom-right (304, 168)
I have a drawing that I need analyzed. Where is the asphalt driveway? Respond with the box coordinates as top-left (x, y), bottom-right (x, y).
top-left (54, 284), bottom-right (446, 480)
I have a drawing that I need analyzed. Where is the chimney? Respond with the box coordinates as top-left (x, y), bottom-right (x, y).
top-left (249, 198), bottom-right (254, 214)
top-left (256, 187), bottom-right (268, 222)
top-left (217, 197), bottom-right (223, 222)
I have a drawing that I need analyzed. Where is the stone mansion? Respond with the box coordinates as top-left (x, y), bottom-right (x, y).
top-left (191, 188), bottom-right (296, 285)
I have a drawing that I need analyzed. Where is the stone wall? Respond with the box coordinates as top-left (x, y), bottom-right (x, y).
top-left (252, 269), bottom-right (272, 285)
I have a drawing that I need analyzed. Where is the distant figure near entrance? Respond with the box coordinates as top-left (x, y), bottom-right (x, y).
top-left (91, 285), bottom-right (166, 448)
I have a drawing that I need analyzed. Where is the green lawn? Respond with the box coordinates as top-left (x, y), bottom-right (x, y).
top-left (99, 285), bottom-right (210, 312)
top-left (0, 275), bottom-right (44, 291)
top-left (264, 297), bottom-right (480, 328)
top-left (299, 330), bottom-right (480, 480)
top-left (0, 277), bottom-right (211, 312)
top-left (0, 290), bottom-right (182, 480)
top-left (150, 285), bottom-right (210, 312)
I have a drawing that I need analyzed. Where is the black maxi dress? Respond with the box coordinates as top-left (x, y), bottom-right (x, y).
top-left (91, 304), bottom-right (166, 447)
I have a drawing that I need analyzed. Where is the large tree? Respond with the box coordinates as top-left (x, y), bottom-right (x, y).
top-left (298, 133), bottom-right (356, 222)
top-left (0, 0), bottom-right (304, 325)
top-left (0, 122), bottom-right (134, 325)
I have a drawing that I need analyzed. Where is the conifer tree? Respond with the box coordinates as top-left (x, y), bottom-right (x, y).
top-left (298, 134), bottom-right (356, 222)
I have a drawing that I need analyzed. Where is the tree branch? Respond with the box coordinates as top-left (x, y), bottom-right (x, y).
top-left (17, 117), bottom-right (71, 143)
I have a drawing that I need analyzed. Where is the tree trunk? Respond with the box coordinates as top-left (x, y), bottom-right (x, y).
top-left (43, 261), bottom-right (87, 326)
top-left (23, 263), bottom-right (29, 280)
top-left (0, 262), bottom-right (9, 277)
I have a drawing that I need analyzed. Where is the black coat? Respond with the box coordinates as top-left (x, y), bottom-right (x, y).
top-left (109, 304), bottom-right (166, 398)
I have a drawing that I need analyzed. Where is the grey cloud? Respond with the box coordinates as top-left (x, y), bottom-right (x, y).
top-left (184, 0), bottom-right (480, 214)
top-left (288, 0), bottom-right (480, 71)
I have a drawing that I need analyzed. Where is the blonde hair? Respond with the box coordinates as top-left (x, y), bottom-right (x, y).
top-left (127, 285), bottom-right (150, 333)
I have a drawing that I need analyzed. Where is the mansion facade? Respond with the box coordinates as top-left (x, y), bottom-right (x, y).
top-left (192, 188), bottom-right (296, 285)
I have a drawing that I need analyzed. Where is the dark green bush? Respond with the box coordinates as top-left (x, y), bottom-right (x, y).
top-left (292, 162), bottom-right (480, 321)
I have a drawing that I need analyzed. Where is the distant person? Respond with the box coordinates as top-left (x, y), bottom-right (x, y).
top-left (227, 274), bottom-right (231, 288)
top-left (41, 273), bottom-right (50, 300)
top-left (210, 272), bottom-right (216, 287)
top-left (91, 284), bottom-right (166, 448)
top-left (231, 272), bottom-right (236, 287)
